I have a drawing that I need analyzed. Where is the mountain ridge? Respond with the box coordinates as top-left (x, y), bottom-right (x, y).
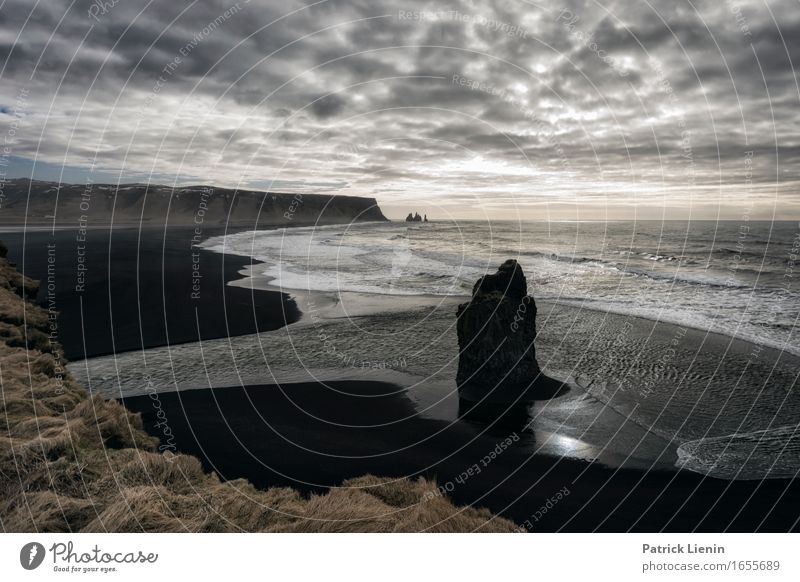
top-left (0, 178), bottom-right (388, 226)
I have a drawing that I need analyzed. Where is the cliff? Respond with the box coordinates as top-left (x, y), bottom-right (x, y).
top-left (0, 178), bottom-right (387, 226)
top-left (0, 242), bottom-right (515, 532)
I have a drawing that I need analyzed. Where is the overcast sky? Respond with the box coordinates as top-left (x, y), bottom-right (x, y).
top-left (1, 0), bottom-right (798, 219)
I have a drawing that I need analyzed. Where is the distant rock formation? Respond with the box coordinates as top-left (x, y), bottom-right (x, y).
top-left (456, 259), bottom-right (540, 404)
top-left (424, 214), bottom-right (428, 222)
top-left (405, 211), bottom-right (423, 222)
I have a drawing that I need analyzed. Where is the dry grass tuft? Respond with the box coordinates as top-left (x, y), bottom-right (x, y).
top-left (0, 244), bottom-right (517, 532)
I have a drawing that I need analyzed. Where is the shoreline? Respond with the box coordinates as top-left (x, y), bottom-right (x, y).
top-left (0, 225), bottom-right (301, 359)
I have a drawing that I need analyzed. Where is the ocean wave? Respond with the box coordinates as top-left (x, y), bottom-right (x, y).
top-left (552, 296), bottom-right (800, 357)
top-left (677, 425), bottom-right (800, 480)
top-left (616, 266), bottom-right (753, 289)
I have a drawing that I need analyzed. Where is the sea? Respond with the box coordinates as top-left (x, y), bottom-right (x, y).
top-left (202, 219), bottom-right (800, 357)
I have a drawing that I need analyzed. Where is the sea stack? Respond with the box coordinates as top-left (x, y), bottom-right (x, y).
top-left (456, 259), bottom-right (540, 404)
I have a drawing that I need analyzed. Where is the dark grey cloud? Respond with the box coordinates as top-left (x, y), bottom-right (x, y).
top-left (310, 93), bottom-right (345, 118)
top-left (0, 0), bottom-right (798, 218)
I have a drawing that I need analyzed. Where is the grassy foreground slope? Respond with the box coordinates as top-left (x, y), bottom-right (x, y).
top-left (0, 241), bottom-right (516, 533)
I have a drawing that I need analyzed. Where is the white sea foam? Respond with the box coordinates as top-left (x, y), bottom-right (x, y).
top-left (677, 425), bottom-right (800, 480)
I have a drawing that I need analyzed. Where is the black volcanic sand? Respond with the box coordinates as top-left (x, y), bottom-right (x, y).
top-left (0, 226), bottom-right (298, 359)
top-left (123, 381), bottom-right (800, 532)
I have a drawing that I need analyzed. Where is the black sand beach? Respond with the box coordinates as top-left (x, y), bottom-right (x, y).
top-left (122, 380), bottom-right (800, 532)
top-left (0, 226), bottom-right (299, 359)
